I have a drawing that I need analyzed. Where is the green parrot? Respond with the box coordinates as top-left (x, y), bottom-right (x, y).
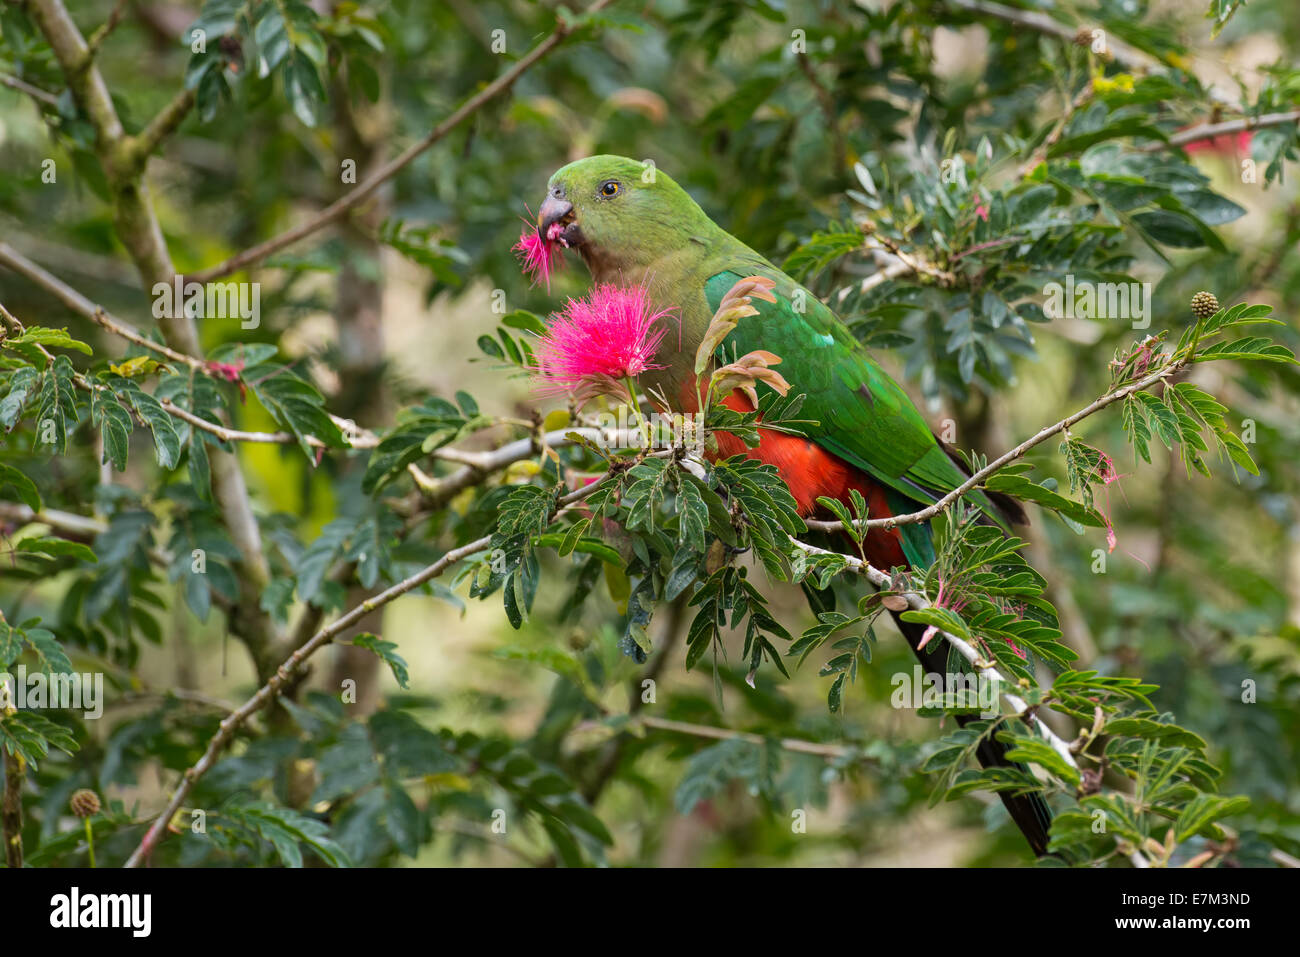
top-left (535, 155), bottom-right (1052, 856)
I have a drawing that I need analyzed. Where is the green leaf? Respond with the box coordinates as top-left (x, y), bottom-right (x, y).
top-left (242, 360), bottom-right (343, 456)
top-left (985, 472), bottom-right (1105, 527)
top-left (827, 672), bottom-right (846, 713)
top-left (1206, 0), bottom-right (1246, 38)
top-left (674, 738), bottom-right (766, 814)
top-left (0, 709), bottom-right (78, 768)
top-left (1174, 793), bottom-right (1250, 842)
top-left (899, 606), bottom-right (971, 642)
top-left (22, 627), bottom-right (74, 675)
top-left (0, 462), bottom-right (41, 511)
top-left (361, 397), bottom-right (474, 494)
top-left (13, 536), bottom-right (97, 563)
top-left (0, 367), bottom-right (40, 429)
top-left (0, 621), bottom-right (21, 668)
top-left (223, 802), bottom-right (352, 867)
top-left (382, 781), bottom-right (421, 857)
top-left (1132, 210), bottom-right (1207, 248)
top-left (107, 377), bottom-right (182, 470)
top-left (1000, 732), bottom-right (1081, 788)
top-left (4, 327), bottom-right (93, 355)
top-left (1104, 715), bottom-right (1207, 750)
top-left (351, 633), bottom-right (410, 690)
top-left (90, 389), bottom-right (132, 471)
top-left (34, 356), bottom-right (77, 454)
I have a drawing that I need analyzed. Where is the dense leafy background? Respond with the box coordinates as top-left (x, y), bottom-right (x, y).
top-left (0, 0), bottom-right (1298, 867)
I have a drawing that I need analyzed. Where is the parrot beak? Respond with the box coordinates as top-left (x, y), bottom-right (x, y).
top-left (539, 192), bottom-right (581, 248)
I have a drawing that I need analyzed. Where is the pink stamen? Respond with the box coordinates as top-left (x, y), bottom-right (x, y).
top-left (514, 227), bottom-right (563, 291)
top-left (531, 282), bottom-right (677, 405)
top-left (917, 626), bottom-right (938, 652)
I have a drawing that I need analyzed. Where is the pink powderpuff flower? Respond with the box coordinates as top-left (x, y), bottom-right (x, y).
top-left (514, 225), bottom-right (565, 291)
top-left (532, 282), bottom-right (676, 406)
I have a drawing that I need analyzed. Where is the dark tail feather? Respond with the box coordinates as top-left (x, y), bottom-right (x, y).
top-left (891, 611), bottom-right (1053, 857)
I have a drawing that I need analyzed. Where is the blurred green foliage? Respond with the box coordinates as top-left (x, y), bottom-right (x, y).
top-left (0, 0), bottom-right (1298, 868)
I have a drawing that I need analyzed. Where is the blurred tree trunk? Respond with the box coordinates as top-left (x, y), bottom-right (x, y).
top-left (325, 76), bottom-right (392, 715)
top-left (1288, 521), bottom-right (1300, 629)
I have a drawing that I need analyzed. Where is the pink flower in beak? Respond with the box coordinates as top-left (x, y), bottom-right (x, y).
top-left (514, 226), bottom-right (564, 291)
top-left (532, 282), bottom-right (676, 406)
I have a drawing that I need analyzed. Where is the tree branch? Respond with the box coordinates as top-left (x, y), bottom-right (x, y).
top-left (637, 715), bottom-right (866, 761)
top-left (805, 352), bottom-right (1187, 532)
top-left (188, 0), bottom-right (615, 284)
top-left (0, 72), bottom-right (60, 108)
top-left (789, 537), bottom-right (1150, 867)
top-left (127, 87), bottom-right (198, 170)
top-left (846, 259), bottom-right (914, 297)
top-left (121, 472), bottom-right (618, 867)
top-left (83, 0), bottom-right (130, 64)
top-left (0, 501), bottom-right (106, 540)
top-left (1143, 109), bottom-right (1300, 152)
top-left (27, 0), bottom-right (125, 148)
top-left (22, 0), bottom-right (279, 681)
top-left (0, 246), bottom-right (627, 521)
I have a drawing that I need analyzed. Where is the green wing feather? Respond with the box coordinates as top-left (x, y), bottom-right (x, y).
top-left (703, 269), bottom-right (1010, 547)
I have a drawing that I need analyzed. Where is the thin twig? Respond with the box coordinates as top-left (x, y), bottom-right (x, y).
top-left (845, 259), bottom-right (914, 298)
top-left (86, 305), bottom-right (201, 370)
top-left (0, 72), bottom-right (60, 108)
top-left (0, 502), bottom-right (106, 539)
top-left (867, 234), bottom-right (956, 287)
top-left (83, 0), bottom-right (130, 64)
top-left (1143, 110), bottom-right (1300, 152)
top-left (637, 715), bottom-right (865, 761)
top-left (128, 87), bottom-right (198, 169)
top-left (0, 247), bottom-right (378, 451)
top-left (0, 302), bottom-right (25, 338)
top-left (805, 354), bottom-right (1186, 532)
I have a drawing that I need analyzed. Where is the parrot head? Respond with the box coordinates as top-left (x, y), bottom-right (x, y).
top-left (537, 155), bottom-right (715, 279)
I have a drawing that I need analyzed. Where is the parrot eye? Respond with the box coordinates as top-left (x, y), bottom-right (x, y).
top-left (599, 180), bottom-right (621, 198)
